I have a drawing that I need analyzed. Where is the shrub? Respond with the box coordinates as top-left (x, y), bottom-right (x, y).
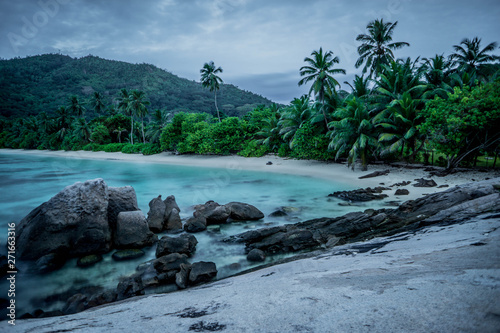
top-left (102, 143), bottom-right (127, 152)
top-left (142, 143), bottom-right (162, 155)
top-left (121, 143), bottom-right (145, 154)
top-left (238, 140), bottom-right (269, 157)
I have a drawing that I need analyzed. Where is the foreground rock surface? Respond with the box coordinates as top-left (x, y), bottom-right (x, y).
top-left (10, 215), bottom-right (500, 333)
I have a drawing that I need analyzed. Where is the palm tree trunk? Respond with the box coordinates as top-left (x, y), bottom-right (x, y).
top-left (215, 91), bottom-right (221, 122)
top-left (141, 117), bottom-right (145, 144)
top-left (361, 148), bottom-right (368, 171)
top-left (130, 115), bottom-right (134, 145)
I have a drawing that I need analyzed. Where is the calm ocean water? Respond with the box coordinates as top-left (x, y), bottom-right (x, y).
top-left (0, 152), bottom-right (369, 316)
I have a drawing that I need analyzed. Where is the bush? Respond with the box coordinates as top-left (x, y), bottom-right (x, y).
top-left (102, 143), bottom-right (127, 152)
top-left (82, 143), bottom-right (103, 151)
top-left (290, 123), bottom-right (333, 160)
top-left (142, 143), bottom-right (162, 155)
top-left (90, 124), bottom-right (111, 145)
top-left (121, 143), bottom-right (145, 154)
top-left (238, 140), bottom-right (269, 157)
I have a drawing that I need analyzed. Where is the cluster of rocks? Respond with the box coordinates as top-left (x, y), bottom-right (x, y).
top-left (226, 178), bottom-right (500, 256)
top-left (329, 186), bottom-right (390, 202)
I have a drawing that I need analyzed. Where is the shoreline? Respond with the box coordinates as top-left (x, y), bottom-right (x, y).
top-left (2, 148), bottom-right (499, 203)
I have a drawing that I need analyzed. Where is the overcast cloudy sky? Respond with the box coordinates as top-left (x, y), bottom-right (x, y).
top-left (1, 0), bottom-right (499, 104)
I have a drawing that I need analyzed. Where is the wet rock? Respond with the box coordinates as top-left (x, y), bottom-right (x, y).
top-left (63, 293), bottom-right (87, 315)
top-left (269, 210), bottom-right (288, 217)
top-left (247, 249), bottom-right (266, 262)
top-left (266, 161), bottom-right (273, 165)
top-left (114, 211), bottom-right (157, 248)
top-left (395, 189), bottom-right (409, 195)
top-left (16, 178), bottom-right (112, 260)
top-left (184, 215), bottom-right (207, 233)
top-left (153, 253), bottom-right (190, 283)
top-left (87, 290), bottom-right (117, 308)
top-left (175, 263), bottom-right (192, 289)
top-left (77, 254), bottom-right (103, 268)
top-left (226, 202), bottom-right (264, 221)
top-left (146, 195), bottom-right (166, 232)
top-left (35, 253), bottom-right (66, 273)
top-left (329, 186), bottom-right (390, 202)
top-left (413, 178), bottom-right (438, 187)
top-left (107, 186), bottom-right (140, 231)
top-left (116, 275), bottom-right (144, 300)
top-left (194, 201), bottom-right (231, 224)
top-left (391, 181), bottom-right (411, 187)
top-left (358, 169), bottom-right (390, 179)
top-left (165, 208), bottom-right (182, 231)
top-left (189, 261), bottom-right (218, 285)
top-left (156, 234), bottom-right (198, 258)
top-left (112, 249), bottom-right (145, 261)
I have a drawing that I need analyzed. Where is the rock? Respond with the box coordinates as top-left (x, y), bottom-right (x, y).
top-left (77, 254), bottom-right (103, 268)
top-left (146, 195), bottom-right (166, 232)
top-left (194, 201), bottom-right (231, 224)
top-left (114, 211), bottom-right (157, 248)
top-left (266, 161), bottom-right (273, 165)
top-left (175, 263), bottom-right (192, 289)
top-left (156, 234), bottom-right (198, 258)
top-left (395, 189), bottom-right (409, 195)
top-left (281, 206), bottom-right (301, 214)
top-left (390, 181), bottom-right (411, 187)
top-left (107, 186), bottom-right (140, 230)
top-left (269, 210), bottom-right (288, 217)
top-left (87, 290), bottom-right (117, 308)
top-left (226, 202), bottom-right (264, 220)
top-left (164, 195), bottom-right (181, 216)
top-left (153, 253), bottom-right (190, 283)
top-left (329, 186), bottom-right (390, 202)
top-left (247, 249), bottom-right (266, 262)
top-left (16, 178), bottom-right (112, 260)
top-left (189, 261), bottom-right (218, 285)
top-left (325, 236), bottom-right (341, 248)
top-left (358, 169), bottom-right (390, 179)
top-left (165, 208), bottom-right (182, 231)
top-left (112, 249), bottom-right (145, 261)
top-left (35, 253), bottom-right (66, 272)
top-left (413, 178), bottom-right (438, 187)
top-left (63, 293), bottom-right (87, 315)
top-left (184, 215), bottom-right (207, 233)
top-left (116, 275), bottom-right (144, 300)
top-left (438, 184), bottom-right (450, 188)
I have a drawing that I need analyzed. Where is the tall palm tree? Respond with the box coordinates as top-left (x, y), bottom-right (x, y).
top-left (355, 19), bottom-right (410, 78)
top-left (128, 90), bottom-right (150, 144)
top-left (117, 89), bottom-right (134, 144)
top-left (91, 91), bottom-right (106, 115)
top-left (73, 117), bottom-right (92, 143)
top-left (422, 54), bottom-right (453, 99)
top-left (328, 97), bottom-right (378, 171)
top-left (278, 95), bottom-right (312, 148)
top-left (200, 61), bottom-right (224, 122)
top-left (299, 47), bottom-right (346, 129)
top-left (67, 95), bottom-right (86, 118)
top-left (146, 109), bottom-right (170, 144)
top-left (449, 37), bottom-right (499, 79)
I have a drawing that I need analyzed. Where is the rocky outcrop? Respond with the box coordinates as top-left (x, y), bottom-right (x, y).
top-left (156, 234), bottom-right (198, 258)
top-left (146, 196), bottom-right (166, 232)
top-left (227, 178), bottom-right (500, 255)
top-left (328, 186), bottom-right (390, 202)
top-left (184, 215), bottom-right (207, 233)
top-left (226, 202), bottom-right (264, 221)
top-left (194, 201), bottom-right (231, 224)
top-left (16, 179), bottom-right (112, 260)
top-left (147, 195), bottom-right (182, 232)
top-left (107, 186), bottom-right (140, 230)
top-left (114, 211), bottom-right (157, 248)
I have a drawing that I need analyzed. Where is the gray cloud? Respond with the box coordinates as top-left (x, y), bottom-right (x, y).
top-left (1, 0), bottom-right (499, 104)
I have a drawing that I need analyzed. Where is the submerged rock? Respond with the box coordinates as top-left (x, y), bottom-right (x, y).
top-left (112, 249), bottom-right (145, 261)
top-left (77, 254), bottom-right (103, 268)
top-left (247, 249), bottom-right (266, 262)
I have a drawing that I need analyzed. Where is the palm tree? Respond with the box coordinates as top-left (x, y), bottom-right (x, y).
top-left (449, 37), bottom-right (499, 79)
top-left (67, 95), bottom-right (86, 118)
top-left (298, 47), bottom-right (346, 129)
top-left (128, 90), bottom-right (150, 144)
top-left (278, 95), bottom-right (312, 148)
top-left (255, 113), bottom-right (282, 152)
top-left (344, 74), bottom-right (371, 98)
top-left (91, 91), bottom-right (106, 115)
top-left (328, 97), bottom-right (378, 171)
top-left (200, 61), bottom-right (224, 122)
top-left (54, 106), bottom-right (73, 141)
top-left (146, 109), bottom-right (170, 144)
top-left (422, 54), bottom-right (453, 99)
top-left (73, 117), bottom-right (92, 143)
top-left (117, 89), bottom-right (134, 144)
top-left (113, 127), bottom-right (127, 143)
top-left (355, 19), bottom-right (410, 78)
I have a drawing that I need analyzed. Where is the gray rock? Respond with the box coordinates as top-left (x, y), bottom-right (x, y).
top-left (116, 275), bottom-right (144, 301)
top-left (269, 210), bottom-right (288, 217)
top-left (165, 207), bottom-right (182, 231)
top-left (184, 215), bottom-right (207, 233)
top-left (395, 188), bottom-right (409, 195)
top-left (156, 234), bottom-right (198, 258)
top-left (226, 202), bottom-right (264, 221)
top-left (114, 211), bottom-right (157, 248)
top-left (189, 261), bottom-right (218, 285)
top-left (194, 201), bottom-right (231, 224)
top-left (164, 195), bottom-right (181, 216)
top-left (16, 178), bottom-right (112, 260)
top-left (175, 263), bottom-right (192, 289)
top-left (35, 253), bottom-right (66, 272)
top-left (329, 186), bottom-right (390, 202)
top-left (112, 249), bottom-right (145, 261)
top-left (153, 253), bottom-right (190, 283)
top-left (63, 294), bottom-right (87, 315)
top-left (413, 178), bottom-right (438, 187)
top-left (247, 249), bottom-right (266, 262)
top-left (146, 195), bottom-right (166, 233)
top-left (87, 290), bottom-right (117, 308)
top-left (108, 186), bottom-right (140, 230)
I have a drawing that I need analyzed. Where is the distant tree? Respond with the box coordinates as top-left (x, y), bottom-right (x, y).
top-left (73, 117), bottom-right (92, 142)
top-left (355, 19), bottom-right (409, 78)
top-left (128, 90), bottom-right (150, 144)
top-left (147, 109), bottom-right (170, 144)
top-left (200, 61), bottom-right (224, 122)
top-left (278, 96), bottom-right (312, 148)
top-left (298, 47), bottom-right (346, 129)
top-left (117, 89), bottom-right (134, 144)
top-left (422, 54), bottom-right (454, 99)
top-left (449, 37), bottom-right (499, 79)
top-left (67, 95), bottom-right (86, 118)
top-left (91, 92), bottom-right (106, 115)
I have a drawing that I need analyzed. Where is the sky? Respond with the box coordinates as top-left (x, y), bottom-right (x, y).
top-left (1, 0), bottom-right (499, 104)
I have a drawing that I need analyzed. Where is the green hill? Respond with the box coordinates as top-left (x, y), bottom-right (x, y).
top-left (0, 54), bottom-right (273, 118)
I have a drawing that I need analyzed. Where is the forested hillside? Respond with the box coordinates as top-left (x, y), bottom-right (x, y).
top-left (0, 54), bottom-right (272, 118)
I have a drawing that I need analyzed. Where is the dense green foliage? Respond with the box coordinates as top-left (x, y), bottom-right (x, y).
top-left (1, 19), bottom-right (499, 170)
top-left (0, 54), bottom-right (272, 118)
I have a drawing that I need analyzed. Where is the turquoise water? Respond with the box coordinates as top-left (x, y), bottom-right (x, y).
top-left (0, 152), bottom-right (367, 316)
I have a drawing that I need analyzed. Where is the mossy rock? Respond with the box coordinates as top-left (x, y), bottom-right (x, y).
top-left (112, 249), bottom-right (145, 261)
top-left (77, 254), bottom-right (103, 267)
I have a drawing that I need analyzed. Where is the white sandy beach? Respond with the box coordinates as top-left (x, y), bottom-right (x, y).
top-left (1, 148), bottom-right (498, 203)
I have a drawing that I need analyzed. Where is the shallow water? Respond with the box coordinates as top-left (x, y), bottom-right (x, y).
top-left (0, 152), bottom-right (384, 316)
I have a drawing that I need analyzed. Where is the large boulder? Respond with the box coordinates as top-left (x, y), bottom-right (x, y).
top-left (107, 186), bottom-right (140, 230)
top-left (188, 261), bottom-right (218, 285)
top-left (226, 202), bottom-right (264, 221)
top-left (114, 211), bottom-right (157, 249)
top-left (152, 253), bottom-right (190, 283)
top-left (156, 234), bottom-right (198, 258)
top-left (16, 179), bottom-right (112, 260)
top-left (194, 201), bottom-right (231, 224)
top-left (146, 196), bottom-right (166, 233)
top-left (184, 215), bottom-right (207, 233)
